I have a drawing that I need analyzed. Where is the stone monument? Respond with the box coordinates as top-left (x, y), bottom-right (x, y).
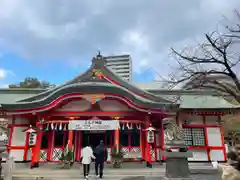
top-left (0, 133), bottom-right (14, 180)
top-left (162, 122), bottom-right (193, 179)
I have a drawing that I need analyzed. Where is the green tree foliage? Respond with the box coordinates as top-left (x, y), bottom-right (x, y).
top-left (8, 77), bottom-right (55, 89)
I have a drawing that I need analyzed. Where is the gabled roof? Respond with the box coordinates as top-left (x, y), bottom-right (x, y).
top-left (18, 53), bottom-right (173, 104)
top-left (0, 54), bottom-right (178, 113)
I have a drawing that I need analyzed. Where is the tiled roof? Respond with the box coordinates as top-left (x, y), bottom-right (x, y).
top-left (179, 95), bottom-right (240, 109)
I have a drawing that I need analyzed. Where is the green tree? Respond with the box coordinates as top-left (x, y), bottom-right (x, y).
top-left (9, 77), bottom-right (55, 89)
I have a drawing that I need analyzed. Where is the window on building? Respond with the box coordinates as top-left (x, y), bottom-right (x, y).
top-left (120, 131), bottom-right (129, 146)
top-left (41, 133), bottom-right (49, 149)
top-left (54, 131), bottom-right (65, 147)
top-left (183, 128), bottom-right (205, 146)
top-left (131, 131), bottom-right (140, 146)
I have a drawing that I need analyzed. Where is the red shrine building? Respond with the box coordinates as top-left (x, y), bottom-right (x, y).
top-left (0, 54), bottom-right (237, 165)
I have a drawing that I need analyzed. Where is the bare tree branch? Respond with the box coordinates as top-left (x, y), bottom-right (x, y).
top-left (169, 12), bottom-right (240, 103)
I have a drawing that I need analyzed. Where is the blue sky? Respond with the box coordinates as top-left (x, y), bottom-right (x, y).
top-left (0, 0), bottom-right (239, 87)
top-left (0, 52), bottom-right (155, 86)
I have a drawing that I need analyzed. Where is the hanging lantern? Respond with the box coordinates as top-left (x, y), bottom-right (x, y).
top-left (113, 116), bottom-right (120, 120)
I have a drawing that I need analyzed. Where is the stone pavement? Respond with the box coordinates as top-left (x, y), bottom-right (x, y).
top-left (7, 162), bottom-right (220, 180)
top-left (122, 175), bottom-right (221, 180)
top-left (11, 174), bottom-right (221, 180)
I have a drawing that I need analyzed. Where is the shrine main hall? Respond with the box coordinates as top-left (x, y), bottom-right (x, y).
top-left (0, 53), bottom-right (238, 165)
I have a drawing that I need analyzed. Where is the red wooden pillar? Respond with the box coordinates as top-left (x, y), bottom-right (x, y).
top-left (47, 132), bottom-right (54, 161)
top-left (219, 115), bottom-right (227, 161)
top-left (114, 128), bottom-right (120, 152)
top-left (140, 125), bottom-right (145, 160)
top-left (68, 130), bottom-right (73, 148)
top-left (76, 131), bottom-right (82, 161)
top-left (203, 116), bottom-right (210, 161)
top-left (74, 131), bottom-right (78, 161)
top-left (160, 118), bottom-right (165, 161)
top-left (31, 124), bottom-right (43, 168)
top-left (145, 115), bottom-right (152, 163)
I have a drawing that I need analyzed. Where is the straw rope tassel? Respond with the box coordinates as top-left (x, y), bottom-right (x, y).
top-left (59, 123), bottom-right (62, 130)
top-left (117, 122), bottom-right (120, 129)
top-left (129, 123), bottom-right (133, 130)
top-left (126, 122), bottom-right (130, 129)
top-left (122, 123), bottom-right (125, 130)
top-left (46, 123), bottom-right (49, 131)
top-left (51, 123), bottom-right (54, 130)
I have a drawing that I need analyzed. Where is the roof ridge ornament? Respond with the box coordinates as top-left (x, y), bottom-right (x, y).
top-left (96, 50), bottom-right (103, 60)
top-left (92, 50), bottom-right (106, 66)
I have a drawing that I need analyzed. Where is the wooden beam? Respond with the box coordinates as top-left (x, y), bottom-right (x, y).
top-left (51, 111), bottom-right (142, 116)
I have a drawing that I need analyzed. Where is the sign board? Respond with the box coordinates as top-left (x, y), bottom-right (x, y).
top-left (85, 130), bottom-right (106, 134)
top-left (147, 131), bottom-right (154, 143)
top-left (69, 120), bottom-right (119, 131)
top-left (29, 132), bottom-right (37, 146)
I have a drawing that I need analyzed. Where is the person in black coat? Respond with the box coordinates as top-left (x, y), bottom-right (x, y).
top-left (94, 140), bottom-right (108, 179)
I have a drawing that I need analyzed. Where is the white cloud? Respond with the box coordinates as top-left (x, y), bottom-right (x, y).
top-left (0, 0), bottom-right (239, 77)
top-left (0, 69), bottom-right (7, 80)
top-left (0, 84), bottom-right (9, 88)
top-left (0, 68), bottom-right (15, 80)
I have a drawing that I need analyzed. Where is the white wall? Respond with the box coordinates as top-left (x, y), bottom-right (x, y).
top-left (188, 150), bottom-right (208, 161)
top-left (11, 127), bottom-right (27, 146)
top-left (206, 127), bottom-right (225, 161)
top-left (9, 116), bottom-right (28, 161)
top-left (179, 114), bottom-right (224, 162)
top-left (9, 149), bottom-right (24, 161)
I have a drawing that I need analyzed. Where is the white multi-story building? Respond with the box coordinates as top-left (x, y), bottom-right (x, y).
top-left (104, 55), bottom-right (132, 81)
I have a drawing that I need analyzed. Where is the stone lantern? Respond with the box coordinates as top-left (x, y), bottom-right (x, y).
top-left (162, 117), bottom-right (193, 179)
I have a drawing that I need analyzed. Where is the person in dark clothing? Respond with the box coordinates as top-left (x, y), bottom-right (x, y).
top-left (94, 140), bottom-right (108, 179)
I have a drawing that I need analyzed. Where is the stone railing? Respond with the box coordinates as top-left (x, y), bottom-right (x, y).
top-left (3, 157), bottom-right (15, 180)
